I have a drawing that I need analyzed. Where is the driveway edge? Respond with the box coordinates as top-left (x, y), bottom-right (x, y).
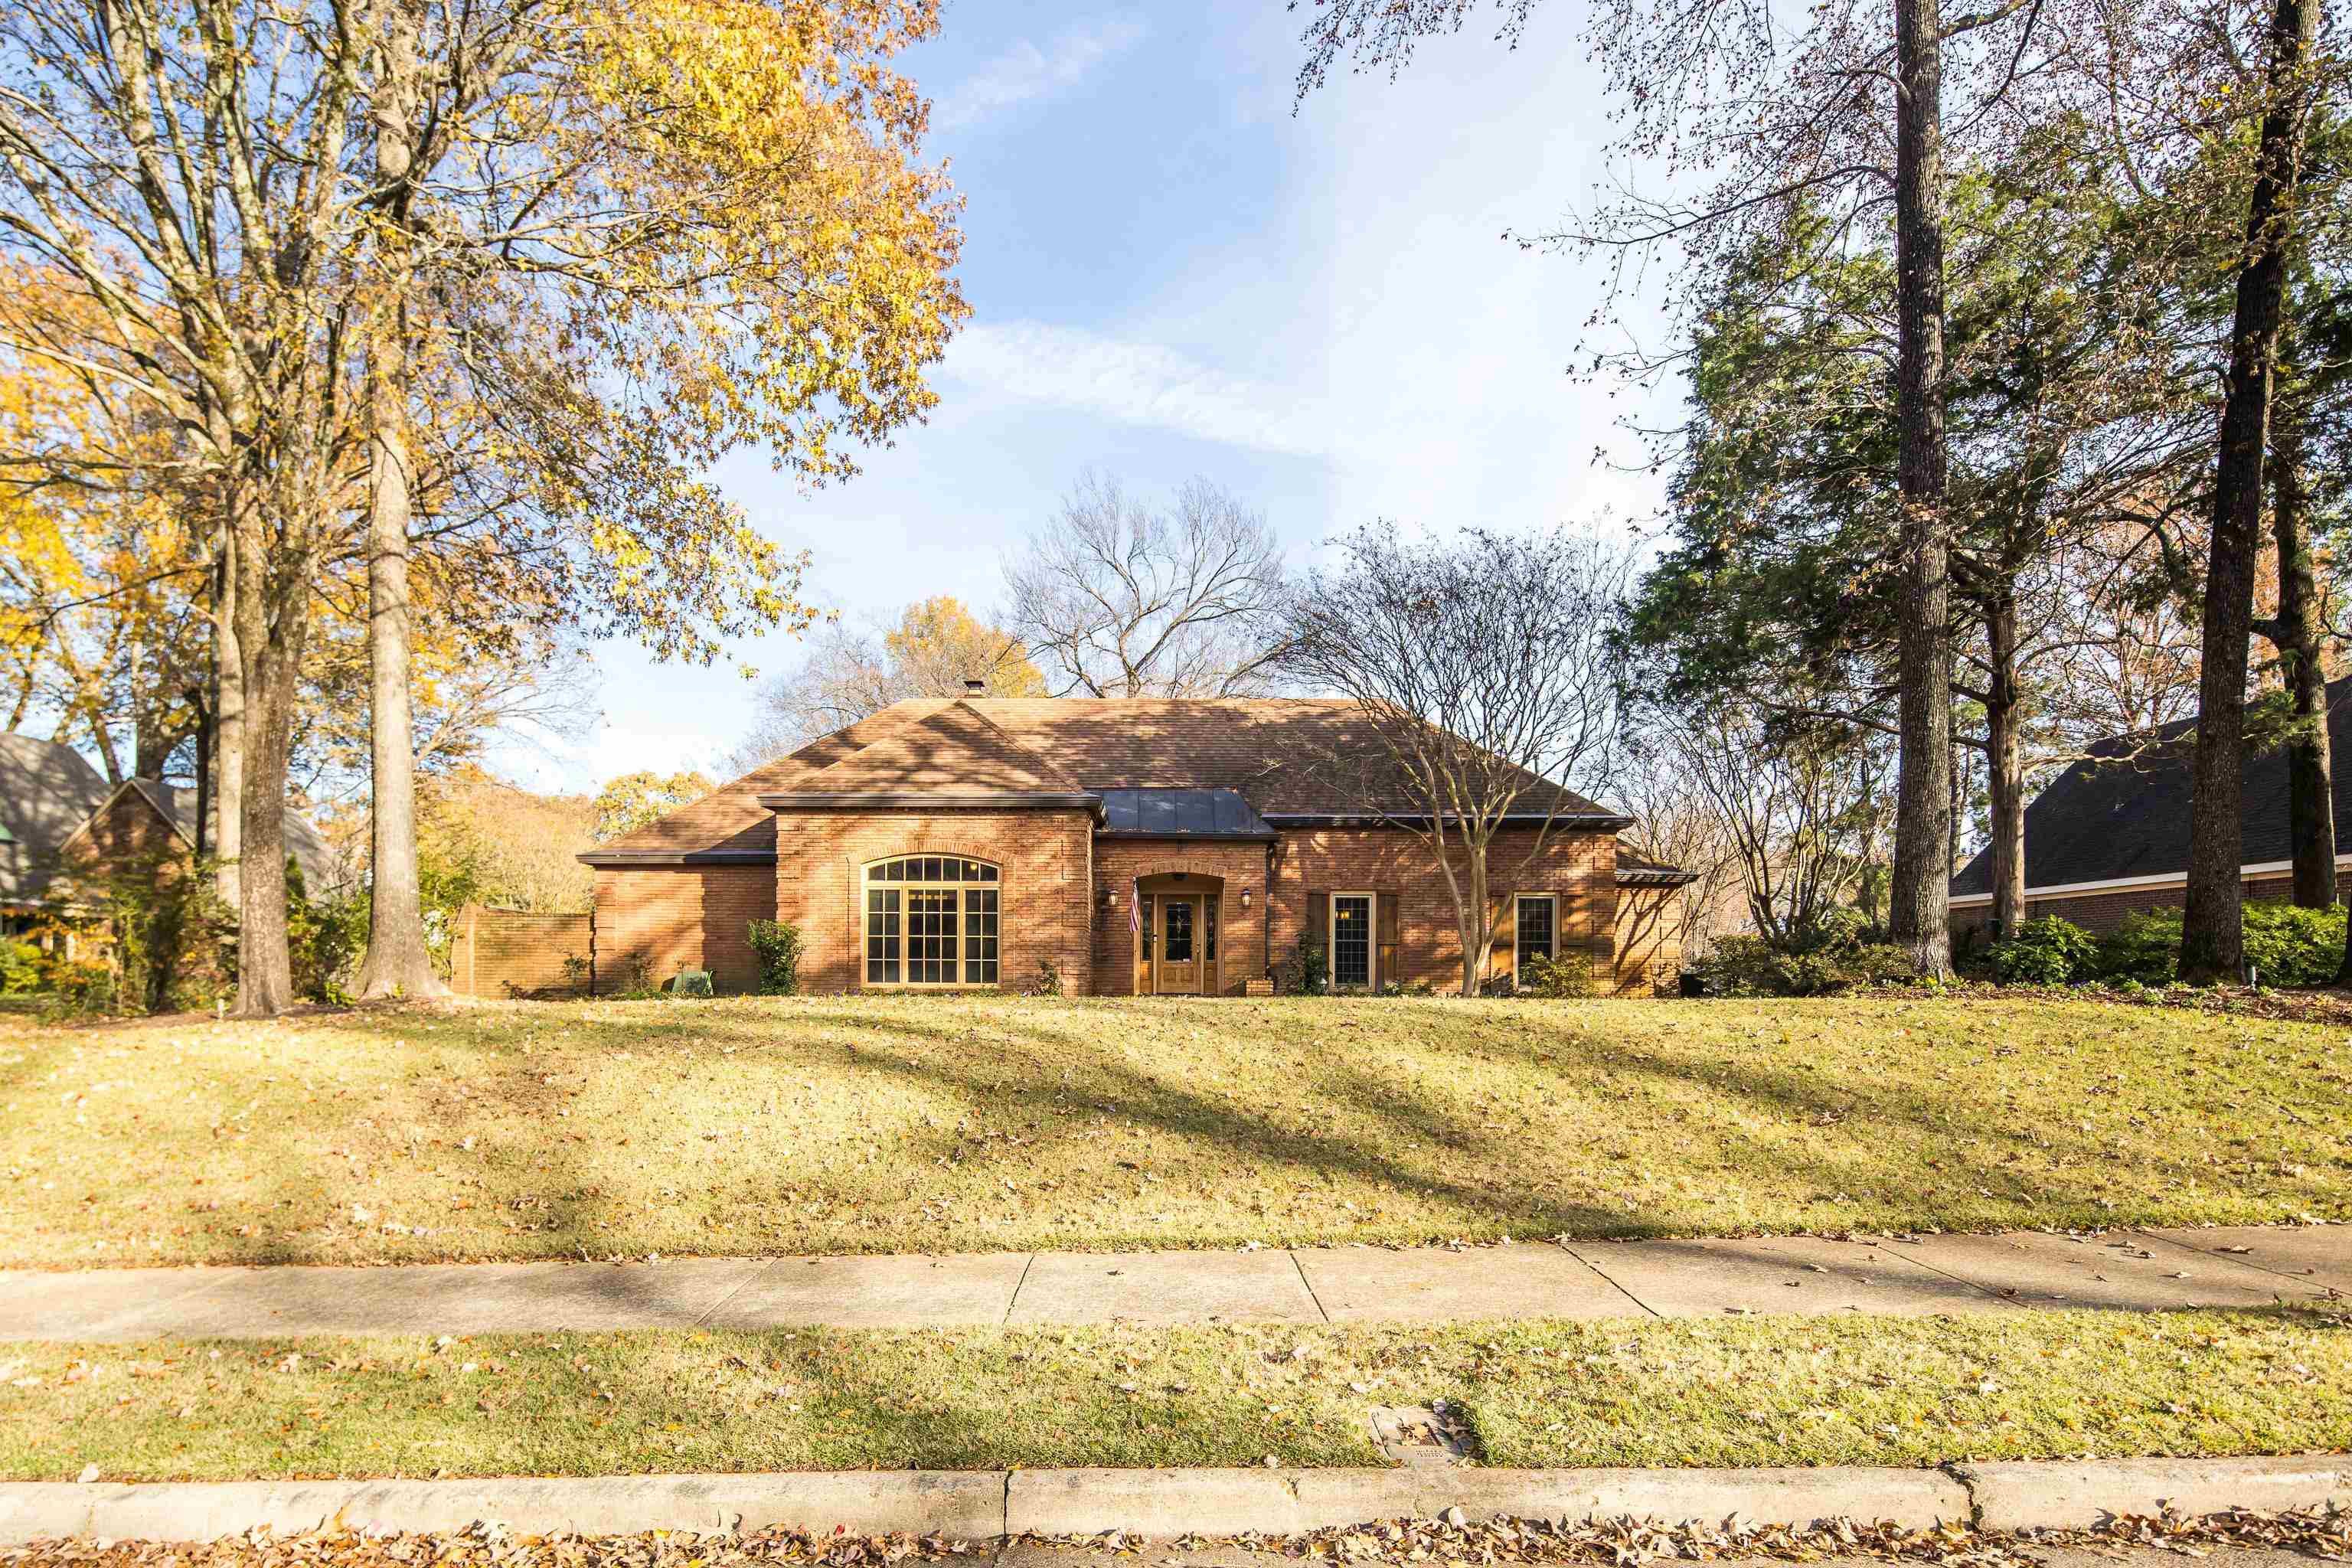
top-left (1, 1455), bottom-right (2345, 1544)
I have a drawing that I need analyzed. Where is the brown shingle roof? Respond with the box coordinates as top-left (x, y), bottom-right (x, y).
top-left (590, 697), bottom-right (1626, 862)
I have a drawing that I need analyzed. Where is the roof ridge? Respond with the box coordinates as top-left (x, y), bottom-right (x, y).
top-left (946, 699), bottom-right (1088, 792)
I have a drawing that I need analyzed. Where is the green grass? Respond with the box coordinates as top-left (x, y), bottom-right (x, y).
top-left (2, 1309), bottom-right (2343, 1480)
top-left (4, 994), bottom-right (2347, 1268)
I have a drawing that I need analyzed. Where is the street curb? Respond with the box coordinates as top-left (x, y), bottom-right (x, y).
top-left (1951, 1455), bottom-right (2352, 1532)
top-left (0, 1455), bottom-right (2344, 1544)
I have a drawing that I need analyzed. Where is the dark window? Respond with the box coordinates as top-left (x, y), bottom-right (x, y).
top-left (1516, 895), bottom-right (1556, 975)
top-left (1332, 895), bottom-right (1373, 988)
top-left (1165, 898), bottom-right (1194, 962)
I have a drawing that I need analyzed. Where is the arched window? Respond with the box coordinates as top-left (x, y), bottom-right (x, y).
top-left (864, 856), bottom-right (1000, 987)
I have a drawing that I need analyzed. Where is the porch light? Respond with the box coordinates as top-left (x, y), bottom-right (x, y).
top-left (1240, 888), bottom-right (1253, 910)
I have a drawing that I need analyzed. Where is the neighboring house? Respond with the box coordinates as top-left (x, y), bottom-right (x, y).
top-left (0, 733), bottom-right (115, 946)
top-left (0, 730), bottom-right (343, 950)
top-left (1949, 677), bottom-right (2352, 940)
top-left (581, 694), bottom-right (1697, 997)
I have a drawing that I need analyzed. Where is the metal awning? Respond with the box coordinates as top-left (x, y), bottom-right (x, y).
top-left (1097, 788), bottom-right (1276, 840)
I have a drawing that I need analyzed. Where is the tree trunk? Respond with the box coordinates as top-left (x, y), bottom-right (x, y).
top-left (353, 0), bottom-right (447, 1001)
top-left (190, 688), bottom-right (212, 859)
top-left (2180, 0), bottom-right (2317, 983)
top-left (1984, 595), bottom-right (2029, 933)
top-left (213, 529), bottom-right (246, 909)
top-left (1888, 0), bottom-right (1955, 978)
top-left (2269, 411), bottom-right (2335, 908)
top-left (231, 519), bottom-right (304, 1018)
top-left (354, 331), bottom-right (447, 998)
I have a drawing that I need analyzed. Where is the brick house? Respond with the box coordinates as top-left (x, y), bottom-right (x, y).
top-left (581, 695), bottom-right (1696, 996)
top-left (1949, 677), bottom-right (2352, 942)
top-left (1, 729), bottom-right (341, 952)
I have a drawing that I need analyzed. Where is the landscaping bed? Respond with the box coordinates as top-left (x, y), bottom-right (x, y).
top-left (4, 994), bottom-right (2346, 1269)
top-left (2, 1308), bottom-right (2344, 1479)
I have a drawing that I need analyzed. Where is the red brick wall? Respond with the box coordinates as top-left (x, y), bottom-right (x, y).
top-left (1266, 827), bottom-right (1621, 993)
top-left (1091, 839), bottom-right (1271, 995)
top-left (773, 809), bottom-right (1094, 994)
top-left (449, 905), bottom-right (592, 998)
top-left (66, 789), bottom-right (183, 872)
top-left (592, 864), bottom-right (776, 993)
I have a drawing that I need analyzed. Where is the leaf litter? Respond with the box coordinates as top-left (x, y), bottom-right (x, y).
top-left (2, 1506), bottom-right (2347, 1568)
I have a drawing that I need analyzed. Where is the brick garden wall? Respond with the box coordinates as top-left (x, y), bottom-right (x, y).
top-left (592, 864), bottom-right (776, 994)
top-left (1611, 885), bottom-right (1684, 997)
top-left (1266, 826), bottom-right (1622, 993)
top-left (773, 808), bottom-right (1094, 994)
top-left (448, 905), bottom-right (592, 998)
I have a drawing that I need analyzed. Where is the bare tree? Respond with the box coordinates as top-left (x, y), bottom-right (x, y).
top-left (1005, 472), bottom-right (1289, 697)
top-left (1278, 523), bottom-right (1629, 996)
top-left (1668, 708), bottom-right (1895, 948)
top-left (1614, 749), bottom-right (1746, 959)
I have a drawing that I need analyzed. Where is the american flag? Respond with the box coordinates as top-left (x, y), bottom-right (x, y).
top-left (1129, 879), bottom-right (1142, 939)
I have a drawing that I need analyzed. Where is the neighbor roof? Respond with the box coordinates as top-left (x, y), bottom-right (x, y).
top-left (1949, 676), bottom-right (2352, 896)
top-left (0, 732), bottom-right (113, 903)
top-left (113, 779), bottom-right (346, 895)
top-left (588, 697), bottom-right (1626, 863)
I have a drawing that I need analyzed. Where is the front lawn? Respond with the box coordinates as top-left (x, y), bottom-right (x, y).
top-left (4, 994), bottom-right (2345, 1268)
top-left (3, 1308), bottom-right (2344, 1479)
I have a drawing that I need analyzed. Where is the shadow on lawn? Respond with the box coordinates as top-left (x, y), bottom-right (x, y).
top-left (62, 995), bottom-right (2313, 1269)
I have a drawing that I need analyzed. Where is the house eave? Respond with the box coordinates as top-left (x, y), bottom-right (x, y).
top-left (1949, 853), bottom-right (2352, 908)
top-left (1095, 828), bottom-right (1279, 843)
top-left (1260, 811), bottom-right (1637, 831)
top-left (578, 848), bottom-right (779, 868)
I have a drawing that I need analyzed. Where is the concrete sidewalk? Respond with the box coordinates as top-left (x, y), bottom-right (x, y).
top-left (0, 1223), bottom-right (2341, 1342)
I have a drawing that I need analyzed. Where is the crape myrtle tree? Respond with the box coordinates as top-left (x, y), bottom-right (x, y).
top-left (1277, 523), bottom-right (1628, 998)
top-left (1292, 0), bottom-right (2066, 977)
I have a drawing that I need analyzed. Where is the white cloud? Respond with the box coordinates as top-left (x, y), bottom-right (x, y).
top-left (945, 318), bottom-right (1368, 462)
top-left (932, 16), bottom-right (1147, 132)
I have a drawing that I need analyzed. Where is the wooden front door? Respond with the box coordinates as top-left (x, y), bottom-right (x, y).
top-left (1156, 895), bottom-right (1202, 993)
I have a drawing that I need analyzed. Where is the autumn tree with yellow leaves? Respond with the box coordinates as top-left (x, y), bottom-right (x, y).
top-left (0, 0), bottom-right (967, 1013)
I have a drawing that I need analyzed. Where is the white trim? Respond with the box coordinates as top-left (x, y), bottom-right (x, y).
top-left (1329, 890), bottom-right (1377, 991)
top-left (1510, 892), bottom-right (1559, 982)
top-left (1949, 854), bottom-right (2352, 909)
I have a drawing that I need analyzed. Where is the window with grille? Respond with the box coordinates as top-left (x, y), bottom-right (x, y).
top-left (864, 858), bottom-right (1000, 986)
top-left (1516, 893), bottom-right (1557, 977)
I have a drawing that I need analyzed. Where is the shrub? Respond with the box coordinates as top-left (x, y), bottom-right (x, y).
top-left (746, 918), bottom-right (804, 995)
top-left (1844, 944), bottom-right (1919, 985)
top-left (1029, 956), bottom-right (1063, 996)
top-left (2096, 901), bottom-right (2345, 987)
top-left (671, 968), bottom-right (714, 998)
top-left (1690, 935), bottom-right (1909, 997)
top-left (1517, 950), bottom-right (1594, 998)
top-left (1279, 942), bottom-right (1330, 995)
top-left (0, 940), bottom-right (39, 995)
top-left (1989, 916), bottom-right (2099, 985)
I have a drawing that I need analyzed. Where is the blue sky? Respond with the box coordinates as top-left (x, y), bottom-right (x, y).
top-left (520, 0), bottom-right (1680, 792)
